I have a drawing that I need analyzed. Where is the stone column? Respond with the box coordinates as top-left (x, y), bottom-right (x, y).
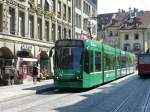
top-left (15, 7), bottom-right (18, 35)
top-left (24, 7), bottom-right (29, 37)
top-left (2, 2), bottom-right (9, 33)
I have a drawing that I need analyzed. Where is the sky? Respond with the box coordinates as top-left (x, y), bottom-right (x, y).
top-left (97, 0), bottom-right (150, 14)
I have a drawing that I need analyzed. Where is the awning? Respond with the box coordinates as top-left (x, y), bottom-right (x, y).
top-left (18, 57), bottom-right (38, 62)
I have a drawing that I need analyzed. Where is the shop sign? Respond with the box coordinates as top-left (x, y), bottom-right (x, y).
top-left (39, 47), bottom-right (49, 52)
top-left (21, 44), bottom-right (32, 51)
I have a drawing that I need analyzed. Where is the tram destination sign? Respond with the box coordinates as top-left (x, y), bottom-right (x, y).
top-left (56, 40), bottom-right (84, 47)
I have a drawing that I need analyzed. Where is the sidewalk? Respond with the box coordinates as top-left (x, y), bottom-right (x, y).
top-left (0, 79), bottom-right (54, 103)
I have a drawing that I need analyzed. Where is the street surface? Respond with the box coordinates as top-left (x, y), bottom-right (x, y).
top-left (1, 72), bottom-right (150, 112)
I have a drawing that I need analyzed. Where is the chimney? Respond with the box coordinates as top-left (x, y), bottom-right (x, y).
top-left (118, 9), bottom-right (121, 13)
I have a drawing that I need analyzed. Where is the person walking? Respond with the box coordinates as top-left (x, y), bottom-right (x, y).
top-left (32, 64), bottom-right (38, 84)
top-left (9, 65), bottom-right (17, 86)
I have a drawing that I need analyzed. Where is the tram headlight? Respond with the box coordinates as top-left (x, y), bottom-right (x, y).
top-left (76, 76), bottom-right (82, 80)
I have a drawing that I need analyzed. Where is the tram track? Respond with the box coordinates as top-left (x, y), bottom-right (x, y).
top-left (110, 79), bottom-right (150, 112)
top-left (141, 84), bottom-right (150, 112)
top-left (0, 89), bottom-right (75, 112)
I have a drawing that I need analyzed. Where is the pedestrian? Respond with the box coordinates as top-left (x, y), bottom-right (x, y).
top-left (32, 63), bottom-right (38, 84)
top-left (9, 65), bottom-right (17, 86)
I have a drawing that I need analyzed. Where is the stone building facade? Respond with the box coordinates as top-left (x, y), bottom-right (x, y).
top-left (97, 9), bottom-right (150, 54)
top-left (0, 0), bottom-right (72, 84)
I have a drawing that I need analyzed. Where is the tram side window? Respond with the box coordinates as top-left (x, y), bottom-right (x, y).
top-left (104, 54), bottom-right (114, 70)
top-left (116, 56), bottom-right (119, 69)
top-left (121, 56), bottom-right (126, 68)
top-left (84, 51), bottom-right (94, 73)
top-left (95, 52), bottom-right (101, 72)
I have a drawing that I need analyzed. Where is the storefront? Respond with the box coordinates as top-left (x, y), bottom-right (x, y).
top-left (0, 47), bottom-right (14, 85)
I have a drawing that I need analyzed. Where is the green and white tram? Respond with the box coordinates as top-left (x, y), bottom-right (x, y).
top-left (49, 39), bottom-right (136, 88)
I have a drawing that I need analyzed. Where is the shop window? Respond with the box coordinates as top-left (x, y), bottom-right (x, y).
top-left (95, 52), bottom-right (101, 72)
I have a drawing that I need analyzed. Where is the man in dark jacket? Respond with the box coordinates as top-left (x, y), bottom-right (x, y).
top-left (32, 64), bottom-right (38, 84)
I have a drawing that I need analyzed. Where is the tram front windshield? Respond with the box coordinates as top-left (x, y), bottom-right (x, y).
top-left (139, 54), bottom-right (150, 64)
top-left (55, 47), bottom-right (83, 71)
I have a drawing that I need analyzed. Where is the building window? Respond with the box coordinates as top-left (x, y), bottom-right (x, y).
top-left (109, 31), bottom-right (113, 36)
top-left (83, 1), bottom-right (90, 16)
top-left (75, 0), bottom-right (81, 9)
top-left (44, 0), bottom-right (49, 11)
top-left (123, 43), bottom-right (130, 51)
top-left (133, 43), bottom-right (140, 51)
top-left (69, 29), bottom-right (71, 38)
top-left (29, 15), bottom-right (34, 38)
top-left (51, 23), bottom-right (55, 42)
top-left (57, 1), bottom-right (61, 18)
top-left (68, 7), bottom-right (71, 23)
top-left (37, 18), bottom-right (42, 40)
top-left (75, 33), bottom-right (80, 39)
top-left (0, 4), bottom-right (2, 32)
top-left (75, 13), bottom-right (81, 28)
top-left (58, 25), bottom-right (61, 40)
top-left (124, 34), bottom-right (129, 40)
top-left (83, 18), bottom-right (88, 31)
top-left (45, 21), bottom-right (49, 41)
top-left (63, 4), bottom-right (66, 20)
top-left (134, 33), bottom-right (139, 40)
top-left (18, 11), bottom-right (25, 36)
top-left (52, 0), bottom-right (55, 12)
top-left (63, 28), bottom-right (66, 39)
top-left (8, 8), bottom-right (15, 34)
top-left (37, 0), bottom-right (42, 6)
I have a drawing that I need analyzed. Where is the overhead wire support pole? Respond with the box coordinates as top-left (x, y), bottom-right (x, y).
top-left (84, 17), bottom-right (98, 40)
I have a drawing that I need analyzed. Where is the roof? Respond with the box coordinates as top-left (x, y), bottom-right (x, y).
top-left (97, 11), bottom-right (150, 31)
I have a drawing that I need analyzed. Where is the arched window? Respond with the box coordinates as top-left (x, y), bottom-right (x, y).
top-left (123, 43), bottom-right (130, 51)
top-left (133, 43), bottom-right (140, 51)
